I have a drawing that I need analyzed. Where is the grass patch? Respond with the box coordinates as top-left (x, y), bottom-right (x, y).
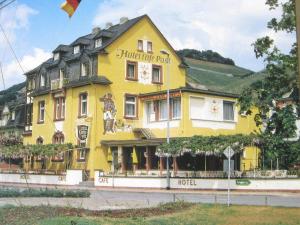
top-left (0, 188), bottom-right (90, 198)
top-left (1, 202), bottom-right (300, 225)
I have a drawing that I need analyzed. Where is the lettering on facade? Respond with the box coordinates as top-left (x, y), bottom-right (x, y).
top-left (58, 176), bottom-right (66, 181)
top-left (178, 179), bottom-right (197, 186)
top-left (99, 177), bottom-right (109, 183)
top-left (116, 49), bottom-right (171, 64)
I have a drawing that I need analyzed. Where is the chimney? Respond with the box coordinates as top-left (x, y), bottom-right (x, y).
top-left (105, 22), bottom-right (113, 29)
top-left (120, 17), bottom-right (129, 24)
top-left (92, 27), bottom-right (101, 34)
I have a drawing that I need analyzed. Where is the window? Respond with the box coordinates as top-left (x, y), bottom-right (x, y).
top-left (138, 40), bottom-right (143, 51)
top-left (124, 95), bottom-right (137, 118)
top-left (53, 132), bottom-right (64, 144)
top-left (146, 98), bottom-right (181, 122)
top-left (11, 111), bottom-right (15, 121)
top-left (38, 101), bottom-right (45, 123)
top-left (73, 45), bottom-right (80, 54)
top-left (81, 63), bottom-right (89, 77)
top-left (190, 97), bottom-right (205, 119)
top-left (54, 97), bottom-right (65, 120)
top-left (126, 61), bottom-right (137, 80)
top-left (79, 93), bottom-right (88, 117)
top-left (40, 74), bottom-right (46, 87)
top-left (171, 98), bottom-right (181, 119)
top-left (59, 68), bottom-right (65, 80)
top-left (152, 65), bottom-right (162, 83)
top-left (95, 38), bottom-right (102, 48)
top-left (159, 100), bottom-right (168, 120)
top-left (26, 103), bottom-right (33, 126)
top-left (36, 137), bottom-right (43, 145)
top-left (223, 101), bottom-right (235, 121)
top-left (53, 53), bottom-right (60, 61)
top-left (147, 41), bottom-right (153, 52)
top-left (77, 148), bottom-right (86, 161)
top-left (27, 79), bottom-right (35, 90)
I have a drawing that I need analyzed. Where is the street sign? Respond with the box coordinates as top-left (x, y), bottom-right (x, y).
top-left (224, 146), bottom-right (234, 207)
top-left (224, 146), bottom-right (234, 159)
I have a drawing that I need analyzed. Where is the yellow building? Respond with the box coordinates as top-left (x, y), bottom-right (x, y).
top-left (23, 15), bottom-right (258, 179)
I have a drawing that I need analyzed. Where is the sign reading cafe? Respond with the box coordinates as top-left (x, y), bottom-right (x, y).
top-left (116, 49), bottom-right (171, 64)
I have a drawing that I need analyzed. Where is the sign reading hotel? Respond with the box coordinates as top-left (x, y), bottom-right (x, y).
top-left (116, 49), bottom-right (171, 64)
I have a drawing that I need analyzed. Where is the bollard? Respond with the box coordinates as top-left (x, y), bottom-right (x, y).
top-left (265, 196), bottom-right (268, 206)
top-left (215, 195), bottom-right (217, 204)
top-left (173, 193), bottom-right (176, 202)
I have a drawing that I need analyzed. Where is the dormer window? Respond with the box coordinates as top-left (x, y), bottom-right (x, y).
top-left (59, 69), bottom-right (65, 80)
top-left (11, 111), bottom-right (15, 121)
top-left (81, 63), bottom-right (89, 77)
top-left (53, 53), bottom-right (60, 61)
top-left (40, 74), bottom-right (46, 87)
top-left (73, 45), bottom-right (80, 54)
top-left (95, 38), bottom-right (102, 48)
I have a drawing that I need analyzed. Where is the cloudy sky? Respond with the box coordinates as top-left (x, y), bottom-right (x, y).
top-left (0, 0), bottom-right (295, 90)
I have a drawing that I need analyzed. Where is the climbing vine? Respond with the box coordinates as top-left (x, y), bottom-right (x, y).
top-left (0, 137), bottom-right (73, 158)
top-left (157, 134), bottom-right (257, 156)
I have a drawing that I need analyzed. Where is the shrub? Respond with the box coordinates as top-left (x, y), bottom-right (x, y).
top-left (0, 188), bottom-right (90, 198)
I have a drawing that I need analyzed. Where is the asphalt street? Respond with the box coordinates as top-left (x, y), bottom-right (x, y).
top-left (0, 185), bottom-right (300, 210)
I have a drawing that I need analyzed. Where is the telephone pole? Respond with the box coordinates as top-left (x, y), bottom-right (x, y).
top-left (296, 0), bottom-right (300, 100)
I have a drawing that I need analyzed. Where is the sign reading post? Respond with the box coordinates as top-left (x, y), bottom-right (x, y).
top-left (224, 146), bottom-right (234, 207)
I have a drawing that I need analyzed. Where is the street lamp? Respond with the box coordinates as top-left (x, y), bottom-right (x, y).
top-left (160, 49), bottom-right (170, 190)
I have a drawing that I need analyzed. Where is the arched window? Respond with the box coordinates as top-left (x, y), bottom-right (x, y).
top-left (52, 132), bottom-right (65, 162)
top-left (36, 136), bottom-right (44, 145)
top-left (52, 132), bottom-right (64, 144)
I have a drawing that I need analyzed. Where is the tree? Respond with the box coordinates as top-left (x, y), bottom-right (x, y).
top-left (238, 0), bottom-right (300, 169)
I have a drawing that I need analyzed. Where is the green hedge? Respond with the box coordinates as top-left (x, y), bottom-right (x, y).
top-left (0, 188), bottom-right (90, 198)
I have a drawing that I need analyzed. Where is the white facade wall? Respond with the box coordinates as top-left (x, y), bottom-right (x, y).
top-left (94, 172), bottom-right (300, 191)
top-left (0, 170), bottom-right (82, 185)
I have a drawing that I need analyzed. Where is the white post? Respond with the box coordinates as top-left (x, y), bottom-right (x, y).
top-left (161, 49), bottom-right (170, 190)
top-left (227, 152), bottom-right (231, 207)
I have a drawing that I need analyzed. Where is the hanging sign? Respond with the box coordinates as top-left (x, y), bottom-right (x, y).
top-left (77, 125), bottom-right (89, 141)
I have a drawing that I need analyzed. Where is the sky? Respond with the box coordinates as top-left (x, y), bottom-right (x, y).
top-left (0, 0), bottom-right (296, 90)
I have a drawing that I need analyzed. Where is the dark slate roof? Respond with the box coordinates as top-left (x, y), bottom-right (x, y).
top-left (53, 44), bottom-right (71, 53)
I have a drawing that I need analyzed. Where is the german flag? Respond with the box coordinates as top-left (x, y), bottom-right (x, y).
top-left (61, 0), bottom-right (82, 17)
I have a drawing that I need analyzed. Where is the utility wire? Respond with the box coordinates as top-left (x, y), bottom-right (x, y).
top-left (0, 22), bottom-right (26, 74)
top-left (0, 0), bottom-right (15, 10)
top-left (0, 62), bottom-right (4, 89)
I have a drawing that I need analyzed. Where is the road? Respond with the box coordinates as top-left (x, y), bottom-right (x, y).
top-left (0, 186), bottom-right (300, 210)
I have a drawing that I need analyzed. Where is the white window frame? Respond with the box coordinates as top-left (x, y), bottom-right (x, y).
top-left (138, 40), bottom-right (143, 51)
top-left (95, 38), bottom-right (102, 48)
top-left (80, 93), bottom-right (88, 117)
top-left (38, 101), bottom-right (45, 123)
top-left (171, 98), bottom-right (181, 119)
top-left (40, 74), bottom-right (46, 87)
top-left (73, 45), bottom-right (80, 54)
top-left (53, 53), bottom-right (60, 61)
top-left (11, 111), bottom-right (15, 121)
top-left (147, 41), bottom-right (153, 52)
top-left (81, 63), bottom-right (89, 77)
top-left (223, 101), bottom-right (235, 121)
top-left (124, 95), bottom-right (137, 118)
